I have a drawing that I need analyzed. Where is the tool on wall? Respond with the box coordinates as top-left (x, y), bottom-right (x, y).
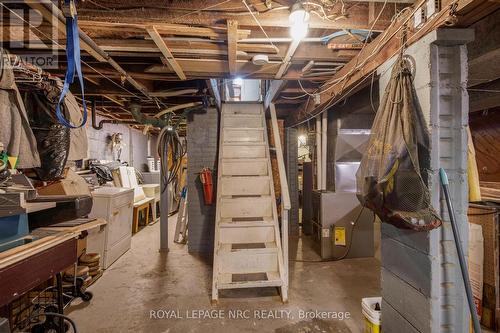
top-left (56, 0), bottom-right (87, 129)
top-left (200, 167), bottom-right (213, 205)
top-left (439, 168), bottom-right (481, 333)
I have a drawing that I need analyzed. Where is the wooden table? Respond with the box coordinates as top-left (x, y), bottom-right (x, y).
top-left (0, 219), bottom-right (107, 332)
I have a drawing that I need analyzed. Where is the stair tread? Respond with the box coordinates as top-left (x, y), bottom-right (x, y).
top-left (222, 142), bottom-right (266, 146)
top-left (224, 127), bottom-right (264, 131)
top-left (219, 220), bottom-right (275, 228)
top-left (220, 194), bottom-right (273, 200)
top-left (219, 242), bottom-right (277, 252)
top-left (218, 272), bottom-right (282, 289)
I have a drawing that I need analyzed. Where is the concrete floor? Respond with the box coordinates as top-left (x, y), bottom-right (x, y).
top-left (68, 216), bottom-right (380, 333)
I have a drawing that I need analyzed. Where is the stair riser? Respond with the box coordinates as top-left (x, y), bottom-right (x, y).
top-left (219, 225), bottom-right (275, 244)
top-left (222, 146), bottom-right (266, 159)
top-left (223, 129), bottom-right (264, 143)
top-left (219, 251), bottom-right (279, 274)
top-left (220, 198), bottom-right (273, 219)
top-left (221, 177), bottom-right (270, 196)
top-left (221, 160), bottom-right (268, 176)
top-left (224, 116), bottom-right (262, 128)
top-left (223, 104), bottom-right (262, 115)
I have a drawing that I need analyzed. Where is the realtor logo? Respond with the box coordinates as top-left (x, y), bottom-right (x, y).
top-left (0, 0), bottom-right (59, 69)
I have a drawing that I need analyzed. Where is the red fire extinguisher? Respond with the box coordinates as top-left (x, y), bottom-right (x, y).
top-left (200, 167), bottom-right (213, 205)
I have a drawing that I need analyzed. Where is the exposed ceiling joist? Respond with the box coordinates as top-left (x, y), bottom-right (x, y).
top-left (22, 1), bottom-right (153, 99)
top-left (275, 39), bottom-right (300, 79)
top-left (287, 0), bottom-right (484, 126)
top-left (227, 20), bottom-right (238, 76)
top-left (147, 26), bottom-right (186, 80)
top-left (76, 4), bottom-right (396, 31)
top-left (264, 80), bottom-right (287, 110)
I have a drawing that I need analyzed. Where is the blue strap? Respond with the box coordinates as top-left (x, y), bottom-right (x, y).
top-left (55, 1), bottom-right (87, 129)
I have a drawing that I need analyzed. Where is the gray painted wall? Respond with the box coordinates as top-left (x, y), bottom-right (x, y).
top-left (378, 29), bottom-right (473, 333)
top-left (186, 107), bottom-right (219, 255)
top-left (86, 115), bottom-right (150, 171)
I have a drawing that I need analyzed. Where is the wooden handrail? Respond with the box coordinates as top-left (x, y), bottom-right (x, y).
top-left (269, 103), bottom-right (291, 210)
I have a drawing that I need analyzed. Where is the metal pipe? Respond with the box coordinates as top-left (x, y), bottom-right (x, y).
top-left (321, 111), bottom-right (327, 190)
top-left (315, 116), bottom-right (322, 190)
top-left (439, 168), bottom-right (481, 333)
top-left (91, 98), bottom-right (135, 130)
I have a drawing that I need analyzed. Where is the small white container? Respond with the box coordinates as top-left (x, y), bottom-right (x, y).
top-left (361, 297), bottom-right (381, 333)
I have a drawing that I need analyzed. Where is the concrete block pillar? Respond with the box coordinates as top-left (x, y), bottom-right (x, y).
top-left (377, 29), bottom-right (474, 333)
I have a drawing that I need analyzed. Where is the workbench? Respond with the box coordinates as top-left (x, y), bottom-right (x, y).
top-left (0, 218), bottom-right (106, 331)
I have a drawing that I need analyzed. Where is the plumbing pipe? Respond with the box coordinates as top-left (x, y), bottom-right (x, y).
top-left (154, 102), bottom-right (203, 119)
top-left (315, 116), bottom-right (322, 190)
top-left (321, 111), bottom-right (327, 191)
top-left (91, 98), bottom-right (135, 130)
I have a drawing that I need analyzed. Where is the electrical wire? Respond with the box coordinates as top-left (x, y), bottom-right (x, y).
top-left (290, 207), bottom-right (372, 263)
top-left (0, 2), bottom-right (167, 109)
top-left (241, 0), bottom-right (285, 63)
top-left (293, 0), bottom-right (455, 127)
top-left (30, 312), bottom-right (78, 333)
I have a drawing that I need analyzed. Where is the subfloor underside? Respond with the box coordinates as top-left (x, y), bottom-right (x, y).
top-left (68, 217), bottom-right (380, 333)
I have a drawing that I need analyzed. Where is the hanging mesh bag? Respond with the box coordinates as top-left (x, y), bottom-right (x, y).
top-left (356, 56), bottom-right (442, 231)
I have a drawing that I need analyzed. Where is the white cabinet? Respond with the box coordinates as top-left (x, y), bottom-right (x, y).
top-left (88, 187), bottom-right (134, 269)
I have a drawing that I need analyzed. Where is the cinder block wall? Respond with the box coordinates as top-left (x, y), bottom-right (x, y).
top-left (87, 114), bottom-right (150, 171)
top-left (186, 108), bottom-right (219, 254)
top-left (377, 29), bottom-right (473, 333)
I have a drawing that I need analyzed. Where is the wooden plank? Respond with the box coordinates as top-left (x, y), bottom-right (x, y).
top-left (77, 4), bottom-right (394, 31)
top-left (288, 0), bottom-right (475, 126)
top-left (22, 1), bottom-right (106, 62)
top-left (227, 20), bottom-right (238, 76)
top-left (269, 104), bottom-right (291, 210)
top-left (147, 26), bottom-right (186, 80)
top-left (78, 21), bottom-right (251, 40)
top-left (264, 80), bottom-right (287, 110)
top-left (207, 79), bottom-right (222, 110)
top-left (0, 238), bottom-right (77, 306)
top-left (275, 39), bottom-right (301, 79)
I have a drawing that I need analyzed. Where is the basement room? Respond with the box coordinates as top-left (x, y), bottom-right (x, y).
top-left (0, 1), bottom-right (499, 332)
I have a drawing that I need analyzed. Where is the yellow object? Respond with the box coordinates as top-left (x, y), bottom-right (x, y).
top-left (362, 297), bottom-right (381, 333)
top-left (467, 128), bottom-right (481, 202)
top-left (7, 155), bottom-right (18, 169)
top-left (334, 227), bottom-right (346, 246)
top-left (364, 317), bottom-right (381, 333)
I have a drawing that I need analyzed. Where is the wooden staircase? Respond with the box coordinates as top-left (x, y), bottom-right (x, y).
top-left (212, 102), bottom-right (288, 302)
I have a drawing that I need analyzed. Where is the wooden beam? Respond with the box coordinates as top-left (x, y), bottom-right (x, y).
top-left (275, 39), bottom-right (301, 79)
top-left (149, 88), bottom-right (199, 98)
top-left (264, 80), bottom-right (287, 110)
top-left (287, 0), bottom-right (479, 126)
top-left (147, 26), bottom-right (186, 80)
top-left (227, 20), bottom-right (238, 76)
top-left (22, 1), bottom-right (152, 98)
top-left (79, 21), bottom-right (251, 40)
top-left (469, 79), bottom-right (500, 112)
top-left (77, 4), bottom-right (393, 31)
top-left (207, 79), bottom-right (222, 110)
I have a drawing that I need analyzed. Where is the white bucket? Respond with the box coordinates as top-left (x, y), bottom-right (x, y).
top-left (362, 297), bottom-right (381, 333)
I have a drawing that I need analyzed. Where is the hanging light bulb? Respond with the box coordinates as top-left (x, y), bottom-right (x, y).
top-left (289, 2), bottom-right (309, 41)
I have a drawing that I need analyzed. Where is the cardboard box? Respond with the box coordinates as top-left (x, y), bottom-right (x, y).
top-left (37, 169), bottom-right (91, 196)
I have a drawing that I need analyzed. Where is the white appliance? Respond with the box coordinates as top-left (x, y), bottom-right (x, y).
top-left (88, 187), bottom-right (134, 269)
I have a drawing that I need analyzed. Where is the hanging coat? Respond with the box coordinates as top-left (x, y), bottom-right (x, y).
top-left (0, 63), bottom-right (40, 169)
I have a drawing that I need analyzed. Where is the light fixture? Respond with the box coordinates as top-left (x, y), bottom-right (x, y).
top-left (289, 2), bottom-right (309, 41)
top-left (233, 77), bottom-right (243, 86)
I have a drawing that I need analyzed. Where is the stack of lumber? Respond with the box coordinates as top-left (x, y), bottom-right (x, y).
top-left (480, 182), bottom-right (500, 203)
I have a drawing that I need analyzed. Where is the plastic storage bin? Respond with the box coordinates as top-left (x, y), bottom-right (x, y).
top-left (362, 297), bottom-right (381, 333)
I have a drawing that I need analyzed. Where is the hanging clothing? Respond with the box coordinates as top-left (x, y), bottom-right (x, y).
top-left (0, 64), bottom-right (40, 169)
top-left (63, 86), bottom-right (88, 161)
